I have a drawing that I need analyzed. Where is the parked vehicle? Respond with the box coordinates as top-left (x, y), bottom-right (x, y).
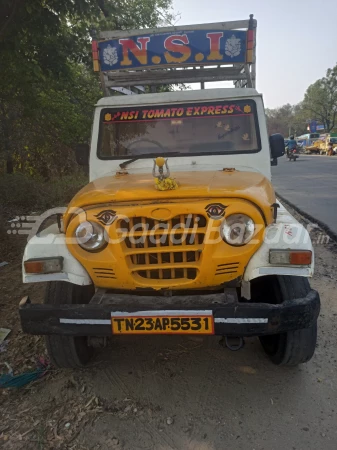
top-left (19, 15), bottom-right (320, 369)
top-left (297, 133), bottom-right (321, 154)
top-left (313, 134), bottom-right (337, 155)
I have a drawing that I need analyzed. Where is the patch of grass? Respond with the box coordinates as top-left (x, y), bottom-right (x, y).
top-left (0, 173), bottom-right (88, 214)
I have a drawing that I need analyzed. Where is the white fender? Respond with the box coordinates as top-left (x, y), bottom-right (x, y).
top-left (244, 202), bottom-right (315, 281)
top-left (23, 224), bottom-right (91, 286)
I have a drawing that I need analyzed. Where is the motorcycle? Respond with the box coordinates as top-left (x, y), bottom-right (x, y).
top-left (286, 147), bottom-right (299, 161)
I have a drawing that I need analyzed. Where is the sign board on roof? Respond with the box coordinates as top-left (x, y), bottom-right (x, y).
top-left (98, 30), bottom-right (248, 71)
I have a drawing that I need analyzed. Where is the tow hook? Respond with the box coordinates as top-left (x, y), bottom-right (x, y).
top-left (220, 336), bottom-right (245, 351)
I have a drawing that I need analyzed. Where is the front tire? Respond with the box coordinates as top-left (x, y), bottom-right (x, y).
top-left (253, 276), bottom-right (317, 366)
top-left (45, 282), bottom-right (95, 368)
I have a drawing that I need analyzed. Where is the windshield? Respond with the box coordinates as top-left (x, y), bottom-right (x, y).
top-left (99, 100), bottom-right (261, 159)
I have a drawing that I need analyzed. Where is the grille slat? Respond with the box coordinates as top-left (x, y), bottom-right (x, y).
top-left (119, 214), bottom-right (206, 281)
top-left (129, 221), bottom-right (136, 264)
top-left (170, 250), bottom-right (175, 279)
top-left (94, 271), bottom-right (115, 275)
top-left (217, 262), bottom-right (240, 267)
top-left (215, 271), bottom-right (238, 276)
top-left (131, 262), bottom-right (198, 270)
top-left (122, 230), bottom-right (206, 238)
top-left (123, 233), bottom-right (205, 247)
top-left (157, 238), bottom-right (163, 279)
top-left (215, 263), bottom-right (240, 277)
top-left (140, 217), bottom-right (149, 278)
top-left (124, 243), bottom-right (203, 254)
top-left (182, 249), bottom-right (187, 279)
top-left (97, 275), bottom-right (117, 279)
top-left (93, 268), bottom-right (116, 279)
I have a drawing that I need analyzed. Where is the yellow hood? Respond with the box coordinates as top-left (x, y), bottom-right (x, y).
top-left (66, 170), bottom-right (275, 223)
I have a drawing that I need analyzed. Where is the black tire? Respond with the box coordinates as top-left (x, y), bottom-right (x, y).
top-left (256, 276), bottom-right (317, 366)
top-left (45, 282), bottom-right (95, 368)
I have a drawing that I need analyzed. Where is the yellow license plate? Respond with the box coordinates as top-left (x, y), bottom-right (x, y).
top-left (111, 311), bottom-right (214, 335)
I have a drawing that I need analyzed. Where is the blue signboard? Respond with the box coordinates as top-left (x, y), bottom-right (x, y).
top-left (98, 30), bottom-right (247, 71)
top-left (309, 120), bottom-right (317, 132)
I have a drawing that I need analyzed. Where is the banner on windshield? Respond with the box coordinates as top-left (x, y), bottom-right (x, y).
top-left (103, 101), bottom-right (254, 124)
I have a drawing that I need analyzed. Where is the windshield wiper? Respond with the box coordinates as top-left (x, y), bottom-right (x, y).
top-left (119, 158), bottom-right (138, 169)
top-left (119, 152), bottom-right (181, 169)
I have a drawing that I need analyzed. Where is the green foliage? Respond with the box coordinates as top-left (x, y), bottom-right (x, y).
top-left (0, 0), bottom-right (173, 176)
top-left (266, 104), bottom-right (307, 137)
top-left (0, 173), bottom-right (88, 212)
top-left (0, 65), bottom-right (101, 177)
top-left (266, 63), bottom-right (337, 136)
top-left (302, 66), bottom-right (337, 132)
top-left (266, 104), bottom-right (295, 137)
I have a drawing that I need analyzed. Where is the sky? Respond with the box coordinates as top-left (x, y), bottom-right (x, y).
top-left (172, 0), bottom-right (337, 108)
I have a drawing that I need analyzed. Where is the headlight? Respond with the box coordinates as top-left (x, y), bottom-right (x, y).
top-left (221, 214), bottom-right (255, 246)
top-left (75, 221), bottom-right (107, 251)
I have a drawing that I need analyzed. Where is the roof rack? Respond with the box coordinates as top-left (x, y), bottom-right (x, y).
top-left (91, 15), bottom-right (256, 96)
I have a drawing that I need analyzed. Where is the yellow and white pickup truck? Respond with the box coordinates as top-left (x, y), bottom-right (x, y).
top-left (19, 15), bottom-right (320, 368)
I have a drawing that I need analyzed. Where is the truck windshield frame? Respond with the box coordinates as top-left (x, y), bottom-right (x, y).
top-left (97, 99), bottom-right (261, 160)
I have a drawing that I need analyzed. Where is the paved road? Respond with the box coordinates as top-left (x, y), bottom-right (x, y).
top-left (272, 155), bottom-right (337, 233)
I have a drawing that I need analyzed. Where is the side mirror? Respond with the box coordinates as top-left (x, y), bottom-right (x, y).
top-left (75, 144), bottom-right (90, 166)
top-left (269, 133), bottom-right (285, 166)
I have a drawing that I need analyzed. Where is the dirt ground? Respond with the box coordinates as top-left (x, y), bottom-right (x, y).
top-left (0, 207), bottom-right (337, 450)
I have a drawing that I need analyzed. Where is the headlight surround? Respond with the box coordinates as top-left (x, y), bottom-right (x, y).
top-left (221, 214), bottom-right (255, 246)
top-left (75, 221), bottom-right (107, 251)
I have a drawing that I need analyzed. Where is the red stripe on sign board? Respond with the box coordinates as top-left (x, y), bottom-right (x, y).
top-left (92, 41), bottom-right (98, 52)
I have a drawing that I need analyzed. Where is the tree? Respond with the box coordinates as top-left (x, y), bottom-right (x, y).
top-left (0, 0), bottom-right (174, 174)
top-left (265, 104), bottom-right (307, 137)
top-left (302, 65), bottom-right (337, 133)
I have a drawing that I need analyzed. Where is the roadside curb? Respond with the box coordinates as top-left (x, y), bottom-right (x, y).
top-left (276, 191), bottom-right (337, 244)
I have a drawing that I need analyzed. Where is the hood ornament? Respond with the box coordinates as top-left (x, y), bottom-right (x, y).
top-left (152, 157), bottom-right (178, 191)
top-left (152, 157), bottom-right (170, 180)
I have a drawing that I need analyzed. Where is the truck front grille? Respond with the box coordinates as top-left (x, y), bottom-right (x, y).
top-left (118, 214), bottom-right (207, 281)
